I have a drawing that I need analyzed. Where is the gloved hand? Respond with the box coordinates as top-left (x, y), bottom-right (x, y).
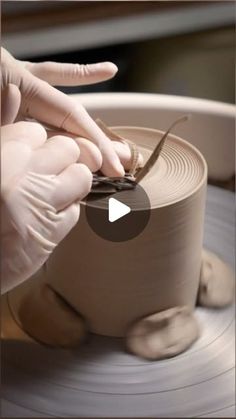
top-left (1, 83), bottom-right (143, 173)
top-left (47, 129), bottom-right (144, 173)
top-left (1, 120), bottom-right (92, 294)
top-left (1, 47), bottom-right (124, 176)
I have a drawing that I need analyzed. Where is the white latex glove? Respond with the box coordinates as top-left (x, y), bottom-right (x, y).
top-left (1, 120), bottom-right (92, 294)
top-left (1, 84), bottom-right (142, 173)
top-left (1, 47), bottom-right (124, 176)
top-left (1, 83), bottom-right (22, 125)
top-left (47, 130), bottom-right (144, 173)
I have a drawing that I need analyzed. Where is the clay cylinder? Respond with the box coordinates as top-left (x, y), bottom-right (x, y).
top-left (46, 127), bottom-right (207, 337)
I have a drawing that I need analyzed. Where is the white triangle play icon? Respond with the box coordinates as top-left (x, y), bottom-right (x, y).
top-left (108, 197), bottom-right (131, 223)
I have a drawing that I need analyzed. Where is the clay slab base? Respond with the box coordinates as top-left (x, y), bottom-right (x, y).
top-left (1, 186), bottom-right (235, 418)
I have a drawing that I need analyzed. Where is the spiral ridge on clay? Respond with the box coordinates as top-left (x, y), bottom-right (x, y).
top-left (139, 135), bottom-right (207, 208)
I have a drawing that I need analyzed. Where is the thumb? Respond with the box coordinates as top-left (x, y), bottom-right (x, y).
top-left (1, 84), bottom-right (21, 125)
top-left (25, 61), bottom-right (118, 86)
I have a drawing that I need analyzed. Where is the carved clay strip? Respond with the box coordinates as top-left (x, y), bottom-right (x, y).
top-left (96, 118), bottom-right (140, 175)
top-left (135, 114), bottom-right (191, 183)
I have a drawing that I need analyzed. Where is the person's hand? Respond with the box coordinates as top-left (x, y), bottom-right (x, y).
top-left (47, 129), bottom-right (144, 173)
top-left (1, 82), bottom-right (143, 173)
top-left (1, 120), bottom-right (93, 294)
top-left (1, 47), bottom-right (124, 176)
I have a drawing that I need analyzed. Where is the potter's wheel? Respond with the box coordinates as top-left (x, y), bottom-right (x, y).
top-left (1, 185), bottom-right (235, 418)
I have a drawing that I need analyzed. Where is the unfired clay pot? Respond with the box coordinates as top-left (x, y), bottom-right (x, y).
top-left (45, 126), bottom-right (207, 336)
top-left (8, 126), bottom-right (234, 360)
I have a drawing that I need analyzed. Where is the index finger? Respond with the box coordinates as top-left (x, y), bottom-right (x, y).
top-left (21, 75), bottom-right (124, 177)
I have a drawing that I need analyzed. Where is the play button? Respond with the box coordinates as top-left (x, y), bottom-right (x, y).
top-left (108, 198), bottom-right (131, 222)
top-left (84, 183), bottom-right (151, 242)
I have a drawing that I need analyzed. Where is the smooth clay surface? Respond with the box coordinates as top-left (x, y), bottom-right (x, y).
top-left (17, 279), bottom-right (86, 347)
top-left (42, 127), bottom-right (207, 337)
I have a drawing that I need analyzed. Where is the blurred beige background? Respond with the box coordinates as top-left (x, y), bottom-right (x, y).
top-left (2, 1), bottom-right (235, 102)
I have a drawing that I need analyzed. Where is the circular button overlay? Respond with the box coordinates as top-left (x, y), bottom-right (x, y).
top-left (84, 183), bottom-right (151, 242)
